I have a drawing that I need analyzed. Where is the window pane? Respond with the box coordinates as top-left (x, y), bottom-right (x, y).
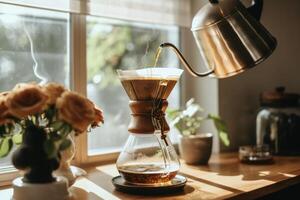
top-left (87, 17), bottom-right (180, 155)
top-left (0, 4), bottom-right (69, 167)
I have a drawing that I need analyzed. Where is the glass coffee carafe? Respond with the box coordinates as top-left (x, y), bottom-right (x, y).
top-left (116, 67), bottom-right (183, 185)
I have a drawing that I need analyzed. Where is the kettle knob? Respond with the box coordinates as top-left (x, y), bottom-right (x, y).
top-left (208, 0), bottom-right (264, 20)
top-left (247, 0), bottom-right (263, 20)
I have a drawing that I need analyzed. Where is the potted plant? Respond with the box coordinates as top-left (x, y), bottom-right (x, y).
top-left (0, 82), bottom-right (104, 199)
top-left (167, 98), bottom-right (229, 164)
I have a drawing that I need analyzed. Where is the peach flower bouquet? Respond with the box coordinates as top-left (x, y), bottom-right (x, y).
top-left (0, 82), bottom-right (104, 159)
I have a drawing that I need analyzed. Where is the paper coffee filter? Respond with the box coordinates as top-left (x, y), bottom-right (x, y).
top-left (117, 68), bottom-right (183, 80)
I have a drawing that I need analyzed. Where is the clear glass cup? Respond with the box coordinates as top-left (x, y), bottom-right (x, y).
top-left (116, 132), bottom-right (180, 185)
top-left (239, 145), bottom-right (273, 164)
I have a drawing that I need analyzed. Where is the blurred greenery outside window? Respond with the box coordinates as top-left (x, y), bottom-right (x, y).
top-left (86, 17), bottom-right (181, 155)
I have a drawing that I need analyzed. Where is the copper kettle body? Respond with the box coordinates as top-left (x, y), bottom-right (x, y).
top-left (161, 0), bottom-right (277, 78)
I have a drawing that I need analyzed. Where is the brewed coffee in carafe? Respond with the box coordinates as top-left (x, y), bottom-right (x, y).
top-left (117, 68), bottom-right (183, 185)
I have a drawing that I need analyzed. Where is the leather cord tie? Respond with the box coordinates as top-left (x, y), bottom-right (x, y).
top-left (151, 104), bottom-right (168, 146)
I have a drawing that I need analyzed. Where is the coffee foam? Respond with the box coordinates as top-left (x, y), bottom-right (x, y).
top-left (117, 67), bottom-right (183, 81)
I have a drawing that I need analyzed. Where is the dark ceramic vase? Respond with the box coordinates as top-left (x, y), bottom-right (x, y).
top-left (12, 125), bottom-right (60, 183)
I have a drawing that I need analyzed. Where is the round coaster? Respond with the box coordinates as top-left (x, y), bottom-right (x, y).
top-left (112, 175), bottom-right (187, 194)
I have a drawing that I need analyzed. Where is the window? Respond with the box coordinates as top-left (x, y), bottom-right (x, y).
top-left (0, 4), bottom-right (69, 169)
top-left (86, 17), bottom-right (180, 155)
top-left (0, 1), bottom-right (182, 179)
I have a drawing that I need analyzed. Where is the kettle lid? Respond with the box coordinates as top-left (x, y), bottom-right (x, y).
top-left (191, 0), bottom-right (240, 31)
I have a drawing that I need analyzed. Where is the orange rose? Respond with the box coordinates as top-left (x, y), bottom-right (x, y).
top-left (56, 91), bottom-right (95, 132)
top-left (6, 83), bottom-right (48, 118)
top-left (12, 82), bottom-right (37, 90)
top-left (42, 82), bottom-right (66, 105)
top-left (0, 91), bottom-right (9, 97)
top-left (0, 92), bottom-right (11, 125)
top-left (91, 106), bottom-right (104, 128)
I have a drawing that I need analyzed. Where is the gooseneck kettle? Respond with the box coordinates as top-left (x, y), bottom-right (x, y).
top-left (161, 0), bottom-right (277, 78)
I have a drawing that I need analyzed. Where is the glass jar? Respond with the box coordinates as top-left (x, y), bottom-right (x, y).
top-left (256, 87), bottom-right (300, 155)
top-left (116, 68), bottom-right (182, 185)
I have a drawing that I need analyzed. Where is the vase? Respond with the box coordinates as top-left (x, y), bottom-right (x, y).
top-left (12, 125), bottom-right (60, 183)
top-left (54, 134), bottom-right (76, 186)
top-left (11, 125), bottom-right (69, 200)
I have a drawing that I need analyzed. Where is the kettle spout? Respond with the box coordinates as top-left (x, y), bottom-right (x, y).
top-left (159, 43), bottom-right (214, 77)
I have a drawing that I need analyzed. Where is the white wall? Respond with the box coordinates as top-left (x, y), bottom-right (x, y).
top-left (182, 0), bottom-right (220, 152)
top-left (184, 0), bottom-right (300, 151)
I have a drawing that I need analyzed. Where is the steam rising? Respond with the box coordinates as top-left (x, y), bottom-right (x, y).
top-left (140, 29), bottom-right (159, 67)
top-left (140, 41), bottom-right (150, 67)
top-left (23, 22), bottom-right (47, 85)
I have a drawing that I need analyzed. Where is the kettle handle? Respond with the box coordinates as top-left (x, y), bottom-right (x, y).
top-left (159, 43), bottom-right (214, 77)
top-left (208, 0), bottom-right (263, 20)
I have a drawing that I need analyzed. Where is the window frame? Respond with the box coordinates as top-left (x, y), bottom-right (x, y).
top-left (72, 14), bottom-right (184, 166)
top-left (70, 14), bottom-right (122, 165)
top-left (0, 168), bottom-right (18, 186)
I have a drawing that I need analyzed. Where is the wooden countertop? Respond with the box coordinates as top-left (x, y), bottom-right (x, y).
top-left (1, 153), bottom-right (300, 200)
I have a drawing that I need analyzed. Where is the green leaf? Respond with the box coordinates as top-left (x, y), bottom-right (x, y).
top-left (44, 140), bottom-right (57, 159)
top-left (5, 124), bottom-right (13, 134)
top-left (186, 98), bottom-right (195, 107)
top-left (219, 131), bottom-right (230, 147)
top-left (50, 132), bottom-right (63, 141)
top-left (208, 114), bottom-right (225, 131)
top-left (0, 137), bottom-right (13, 158)
top-left (60, 124), bottom-right (72, 137)
top-left (166, 108), bottom-right (181, 120)
top-left (184, 104), bottom-right (202, 117)
top-left (59, 138), bottom-right (72, 151)
top-left (45, 106), bottom-right (56, 122)
top-left (12, 133), bottom-right (23, 145)
top-left (50, 121), bottom-right (64, 132)
top-left (208, 114), bottom-right (230, 146)
top-left (64, 124), bottom-right (72, 134)
top-left (12, 123), bottom-right (22, 135)
top-left (25, 119), bottom-right (34, 128)
top-left (0, 126), bottom-right (5, 137)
